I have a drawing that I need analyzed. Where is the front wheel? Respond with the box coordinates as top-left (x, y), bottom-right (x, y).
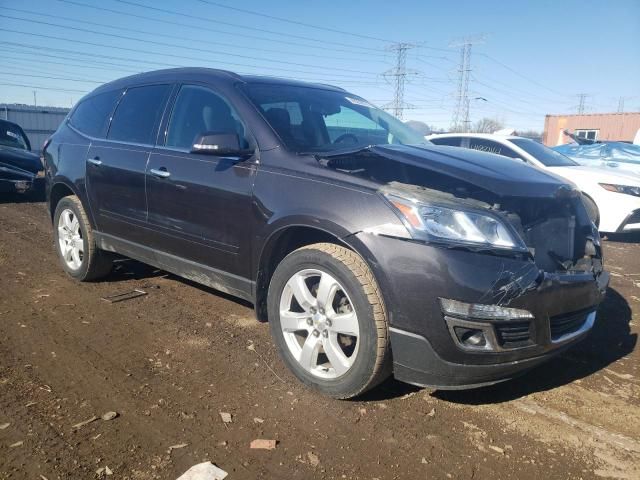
top-left (267, 243), bottom-right (391, 399)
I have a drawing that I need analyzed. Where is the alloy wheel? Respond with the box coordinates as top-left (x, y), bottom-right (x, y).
top-left (57, 208), bottom-right (84, 270)
top-left (279, 268), bottom-right (360, 379)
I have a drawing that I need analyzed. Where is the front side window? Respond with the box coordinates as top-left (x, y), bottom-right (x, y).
top-left (166, 85), bottom-right (247, 150)
top-left (511, 138), bottom-right (578, 167)
top-left (108, 84), bottom-right (171, 145)
top-left (70, 89), bottom-right (122, 138)
top-left (0, 120), bottom-right (30, 150)
top-left (244, 83), bottom-right (428, 153)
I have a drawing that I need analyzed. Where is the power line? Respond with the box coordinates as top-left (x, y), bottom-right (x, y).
top-left (0, 19), bottom-right (382, 76)
top-left (0, 71), bottom-right (104, 84)
top-left (2, 7), bottom-right (386, 64)
top-left (0, 82), bottom-right (88, 94)
top-left (194, 0), bottom-right (392, 42)
top-left (0, 42), bottom-right (393, 89)
top-left (56, 0), bottom-right (392, 57)
top-left (382, 43), bottom-right (418, 120)
top-left (111, 0), bottom-right (387, 53)
top-left (477, 53), bottom-right (567, 97)
top-left (0, 29), bottom-right (393, 83)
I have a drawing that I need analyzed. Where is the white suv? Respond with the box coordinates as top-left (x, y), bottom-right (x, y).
top-left (428, 133), bottom-right (640, 233)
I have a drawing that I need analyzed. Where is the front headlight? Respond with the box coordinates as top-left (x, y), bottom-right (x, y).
top-left (599, 183), bottom-right (640, 197)
top-left (384, 193), bottom-right (526, 250)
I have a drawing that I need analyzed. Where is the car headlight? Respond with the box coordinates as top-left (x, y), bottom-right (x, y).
top-left (383, 193), bottom-right (526, 250)
top-left (599, 183), bottom-right (640, 197)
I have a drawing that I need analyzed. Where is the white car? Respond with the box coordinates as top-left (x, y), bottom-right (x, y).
top-left (427, 133), bottom-right (640, 233)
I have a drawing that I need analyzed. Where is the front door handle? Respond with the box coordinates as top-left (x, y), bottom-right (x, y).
top-left (150, 168), bottom-right (171, 178)
top-left (87, 157), bottom-right (102, 166)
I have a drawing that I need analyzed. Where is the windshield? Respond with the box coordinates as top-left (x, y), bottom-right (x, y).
top-left (0, 121), bottom-right (30, 150)
top-left (244, 83), bottom-right (428, 153)
top-left (511, 138), bottom-right (577, 167)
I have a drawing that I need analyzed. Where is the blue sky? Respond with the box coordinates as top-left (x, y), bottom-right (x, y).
top-left (0, 0), bottom-right (638, 131)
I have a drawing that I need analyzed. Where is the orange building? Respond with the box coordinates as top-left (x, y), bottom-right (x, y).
top-left (543, 112), bottom-right (640, 146)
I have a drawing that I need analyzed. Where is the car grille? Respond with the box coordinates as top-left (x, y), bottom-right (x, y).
top-left (495, 321), bottom-right (531, 348)
top-left (550, 309), bottom-right (591, 341)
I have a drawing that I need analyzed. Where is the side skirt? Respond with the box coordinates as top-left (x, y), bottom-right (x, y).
top-left (95, 232), bottom-right (255, 303)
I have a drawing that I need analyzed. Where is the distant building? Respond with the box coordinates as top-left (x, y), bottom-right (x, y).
top-left (1, 104), bottom-right (70, 151)
top-left (543, 112), bottom-right (640, 146)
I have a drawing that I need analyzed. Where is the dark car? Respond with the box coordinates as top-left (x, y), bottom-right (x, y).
top-left (0, 119), bottom-right (44, 194)
top-left (44, 68), bottom-right (609, 398)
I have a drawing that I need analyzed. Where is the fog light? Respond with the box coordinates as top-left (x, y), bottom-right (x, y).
top-left (440, 298), bottom-right (533, 321)
top-left (455, 327), bottom-right (487, 347)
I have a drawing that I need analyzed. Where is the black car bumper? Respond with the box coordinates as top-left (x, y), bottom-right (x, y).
top-left (354, 233), bottom-right (609, 389)
top-left (0, 177), bottom-right (34, 193)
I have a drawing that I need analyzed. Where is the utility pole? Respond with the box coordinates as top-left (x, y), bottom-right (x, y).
top-left (33, 90), bottom-right (37, 108)
top-left (576, 93), bottom-right (588, 114)
top-left (450, 35), bottom-right (484, 132)
top-left (382, 42), bottom-right (417, 120)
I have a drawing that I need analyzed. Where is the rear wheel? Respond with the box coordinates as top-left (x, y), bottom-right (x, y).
top-left (53, 195), bottom-right (113, 281)
top-left (268, 243), bottom-right (391, 399)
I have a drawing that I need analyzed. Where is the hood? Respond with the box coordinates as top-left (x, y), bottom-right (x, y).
top-left (322, 144), bottom-right (575, 199)
top-left (0, 146), bottom-right (43, 174)
top-left (549, 165), bottom-right (640, 186)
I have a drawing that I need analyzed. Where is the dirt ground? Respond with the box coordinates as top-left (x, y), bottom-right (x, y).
top-left (0, 195), bottom-right (638, 480)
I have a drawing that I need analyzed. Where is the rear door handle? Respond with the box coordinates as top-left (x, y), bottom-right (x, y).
top-left (87, 157), bottom-right (102, 166)
top-left (150, 168), bottom-right (171, 178)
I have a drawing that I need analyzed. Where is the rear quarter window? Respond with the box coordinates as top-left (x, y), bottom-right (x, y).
top-left (69, 89), bottom-right (122, 138)
top-left (430, 136), bottom-right (462, 147)
top-left (108, 84), bottom-right (172, 145)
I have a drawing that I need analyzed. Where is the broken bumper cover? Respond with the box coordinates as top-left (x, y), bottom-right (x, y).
top-left (353, 232), bottom-right (609, 390)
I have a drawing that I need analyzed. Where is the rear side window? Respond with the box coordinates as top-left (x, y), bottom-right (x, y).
top-left (469, 138), bottom-right (506, 155)
top-left (430, 136), bottom-right (462, 147)
top-left (108, 84), bottom-right (171, 145)
top-left (70, 89), bottom-right (122, 138)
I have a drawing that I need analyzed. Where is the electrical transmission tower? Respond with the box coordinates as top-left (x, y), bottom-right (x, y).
top-left (450, 35), bottom-right (484, 132)
top-left (382, 43), bottom-right (417, 120)
top-left (618, 96), bottom-right (626, 113)
top-left (576, 93), bottom-right (589, 114)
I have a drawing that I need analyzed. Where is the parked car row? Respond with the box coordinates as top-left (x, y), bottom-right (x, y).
top-left (42, 68), bottom-right (608, 398)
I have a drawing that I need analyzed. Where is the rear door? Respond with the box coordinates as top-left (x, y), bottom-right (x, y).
top-left (86, 84), bottom-right (172, 243)
top-left (145, 83), bottom-right (257, 278)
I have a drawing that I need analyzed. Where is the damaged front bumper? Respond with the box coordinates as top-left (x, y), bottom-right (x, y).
top-left (354, 232), bottom-right (609, 390)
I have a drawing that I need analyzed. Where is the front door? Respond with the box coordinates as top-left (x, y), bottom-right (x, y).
top-left (145, 84), bottom-right (256, 279)
top-left (86, 84), bottom-right (172, 243)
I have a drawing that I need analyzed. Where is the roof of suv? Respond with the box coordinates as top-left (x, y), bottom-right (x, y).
top-left (90, 68), bottom-right (346, 97)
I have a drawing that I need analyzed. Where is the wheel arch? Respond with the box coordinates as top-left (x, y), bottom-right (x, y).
top-left (580, 191), bottom-right (600, 227)
top-left (49, 180), bottom-right (79, 221)
top-left (254, 224), bottom-right (358, 322)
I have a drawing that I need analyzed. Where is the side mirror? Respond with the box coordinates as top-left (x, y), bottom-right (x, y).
top-left (191, 132), bottom-right (251, 156)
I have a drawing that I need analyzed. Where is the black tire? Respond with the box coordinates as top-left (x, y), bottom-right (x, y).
top-left (53, 195), bottom-right (113, 281)
top-left (267, 243), bottom-right (391, 399)
top-left (581, 194), bottom-right (600, 227)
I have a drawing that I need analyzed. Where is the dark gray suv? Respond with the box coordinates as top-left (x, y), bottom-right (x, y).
top-left (44, 68), bottom-right (609, 398)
